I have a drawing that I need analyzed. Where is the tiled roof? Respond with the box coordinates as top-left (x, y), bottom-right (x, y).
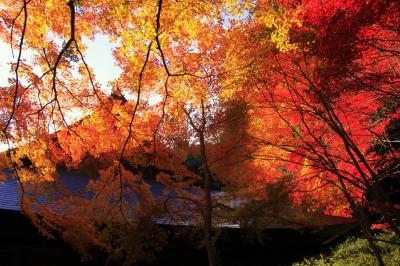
top-left (0, 169), bottom-right (217, 227)
top-left (0, 169), bottom-right (169, 213)
top-left (0, 169), bottom-right (356, 228)
top-left (0, 170), bottom-right (93, 212)
top-left (0, 173), bottom-right (20, 211)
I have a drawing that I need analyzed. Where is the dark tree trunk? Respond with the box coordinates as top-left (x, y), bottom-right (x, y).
top-left (199, 132), bottom-right (219, 266)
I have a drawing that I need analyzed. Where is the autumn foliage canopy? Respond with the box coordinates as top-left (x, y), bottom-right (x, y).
top-left (0, 0), bottom-right (399, 264)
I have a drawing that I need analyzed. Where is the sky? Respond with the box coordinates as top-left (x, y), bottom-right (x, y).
top-left (0, 35), bottom-right (122, 152)
top-left (82, 35), bottom-right (123, 91)
top-left (0, 34), bottom-right (122, 91)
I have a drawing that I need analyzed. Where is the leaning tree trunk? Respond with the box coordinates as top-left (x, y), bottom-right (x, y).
top-left (321, 95), bottom-right (400, 237)
top-left (335, 172), bottom-right (385, 266)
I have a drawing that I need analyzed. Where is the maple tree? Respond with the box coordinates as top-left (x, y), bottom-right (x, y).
top-left (0, 0), bottom-right (399, 265)
top-left (233, 1), bottom-right (400, 265)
